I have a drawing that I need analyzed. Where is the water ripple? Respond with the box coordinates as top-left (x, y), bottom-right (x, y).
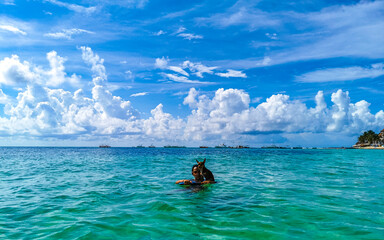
top-left (0, 148), bottom-right (384, 239)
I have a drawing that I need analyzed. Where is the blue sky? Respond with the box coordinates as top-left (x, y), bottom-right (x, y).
top-left (0, 0), bottom-right (383, 147)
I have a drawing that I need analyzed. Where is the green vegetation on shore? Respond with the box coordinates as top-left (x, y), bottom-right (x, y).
top-left (354, 129), bottom-right (384, 148)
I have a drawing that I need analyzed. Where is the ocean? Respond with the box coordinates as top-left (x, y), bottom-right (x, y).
top-left (0, 147), bottom-right (383, 239)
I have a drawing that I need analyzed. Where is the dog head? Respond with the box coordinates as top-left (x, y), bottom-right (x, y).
top-left (196, 158), bottom-right (206, 173)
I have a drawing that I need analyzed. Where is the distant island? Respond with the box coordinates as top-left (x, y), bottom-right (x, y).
top-left (99, 144), bottom-right (111, 148)
top-left (353, 129), bottom-right (384, 149)
top-left (164, 145), bottom-right (186, 148)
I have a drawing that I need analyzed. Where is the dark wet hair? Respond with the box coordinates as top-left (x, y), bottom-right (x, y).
top-left (192, 164), bottom-right (199, 172)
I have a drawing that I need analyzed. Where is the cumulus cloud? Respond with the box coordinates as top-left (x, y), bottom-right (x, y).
top-left (0, 48), bottom-right (382, 145)
top-left (142, 104), bottom-right (185, 139)
top-left (216, 69), bottom-right (247, 78)
top-left (80, 46), bottom-right (107, 85)
top-left (182, 88), bottom-right (384, 140)
top-left (0, 25), bottom-right (26, 35)
top-left (44, 28), bottom-right (94, 40)
top-left (296, 63), bottom-right (384, 83)
top-left (0, 55), bottom-right (36, 86)
top-left (45, 51), bottom-right (81, 87)
top-left (0, 47), bottom-right (142, 139)
top-left (0, 51), bottom-right (79, 87)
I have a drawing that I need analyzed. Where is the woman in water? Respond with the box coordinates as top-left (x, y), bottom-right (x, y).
top-left (175, 164), bottom-right (204, 185)
top-left (175, 164), bottom-right (215, 185)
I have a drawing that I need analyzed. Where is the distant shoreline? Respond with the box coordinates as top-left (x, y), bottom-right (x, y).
top-left (0, 146), bottom-right (383, 149)
top-left (352, 146), bottom-right (384, 150)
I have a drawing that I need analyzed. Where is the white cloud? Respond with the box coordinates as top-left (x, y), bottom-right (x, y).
top-left (142, 104), bottom-right (185, 139)
top-left (154, 56), bottom-right (169, 69)
top-left (0, 25), bottom-right (26, 35)
top-left (164, 73), bottom-right (209, 84)
top-left (259, 56), bottom-right (271, 66)
top-left (216, 69), bottom-right (247, 78)
top-left (182, 60), bottom-right (217, 78)
top-left (154, 30), bottom-right (165, 36)
top-left (155, 58), bottom-right (247, 82)
top-left (130, 92), bottom-right (148, 97)
top-left (182, 88), bottom-right (384, 140)
top-left (202, 1), bottom-right (384, 69)
top-left (0, 51), bottom-right (79, 87)
top-left (44, 28), bottom-right (94, 40)
top-left (296, 63), bottom-right (384, 83)
top-left (177, 33), bottom-right (203, 40)
top-left (80, 46), bottom-right (107, 85)
top-left (0, 48), bottom-right (383, 146)
top-left (45, 51), bottom-right (81, 87)
top-left (2, 0), bottom-right (15, 5)
top-left (0, 55), bottom-right (36, 86)
top-left (0, 89), bottom-right (11, 104)
top-left (176, 26), bottom-right (186, 34)
top-left (46, 0), bottom-right (97, 14)
top-left (168, 66), bottom-right (189, 76)
top-left (0, 47), bottom-right (142, 139)
top-left (197, 7), bottom-right (280, 31)
top-left (251, 97), bottom-right (262, 103)
top-left (266, 33), bottom-right (278, 40)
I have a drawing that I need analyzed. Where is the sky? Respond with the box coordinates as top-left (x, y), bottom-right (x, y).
top-left (0, 0), bottom-right (383, 147)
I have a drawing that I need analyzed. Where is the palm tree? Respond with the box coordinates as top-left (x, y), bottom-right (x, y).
top-left (357, 130), bottom-right (379, 145)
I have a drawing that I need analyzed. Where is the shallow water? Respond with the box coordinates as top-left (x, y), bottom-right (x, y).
top-left (0, 147), bottom-right (383, 239)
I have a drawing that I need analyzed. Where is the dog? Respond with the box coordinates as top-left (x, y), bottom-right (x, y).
top-left (196, 158), bottom-right (215, 182)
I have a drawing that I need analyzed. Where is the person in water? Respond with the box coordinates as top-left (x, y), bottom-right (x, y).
top-left (175, 164), bottom-right (215, 185)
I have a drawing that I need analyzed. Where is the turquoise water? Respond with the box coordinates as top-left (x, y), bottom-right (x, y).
top-left (0, 148), bottom-right (384, 239)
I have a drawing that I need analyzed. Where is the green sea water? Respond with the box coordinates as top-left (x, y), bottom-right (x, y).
top-left (0, 147), bottom-right (383, 239)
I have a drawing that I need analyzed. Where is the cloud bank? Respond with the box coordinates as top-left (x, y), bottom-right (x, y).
top-left (0, 48), bottom-right (382, 146)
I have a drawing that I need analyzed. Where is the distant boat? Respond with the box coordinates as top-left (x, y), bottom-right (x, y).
top-left (232, 145), bottom-right (250, 149)
top-left (215, 144), bottom-right (229, 148)
top-left (199, 146), bottom-right (209, 148)
top-left (136, 145), bottom-right (145, 148)
top-left (164, 145), bottom-right (186, 148)
top-left (148, 144), bottom-right (156, 148)
top-left (99, 145), bottom-right (111, 148)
